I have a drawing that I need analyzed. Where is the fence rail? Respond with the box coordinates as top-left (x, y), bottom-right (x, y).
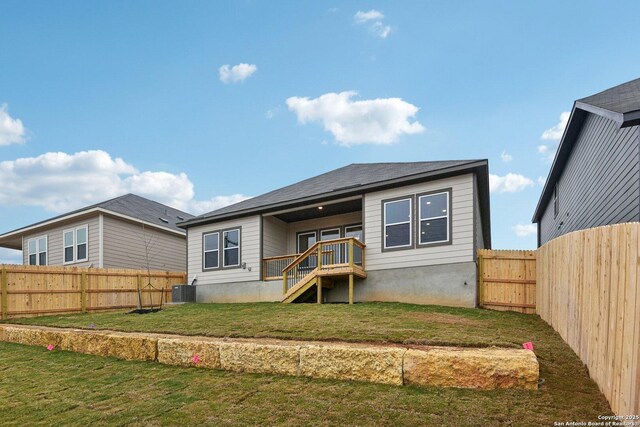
top-left (537, 223), bottom-right (640, 416)
top-left (477, 249), bottom-right (536, 313)
top-left (0, 264), bottom-right (186, 319)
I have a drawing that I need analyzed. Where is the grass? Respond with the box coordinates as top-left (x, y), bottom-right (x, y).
top-left (1, 303), bottom-right (613, 425)
top-left (0, 340), bottom-right (610, 427)
top-left (7, 302), bottom-right (559, 347)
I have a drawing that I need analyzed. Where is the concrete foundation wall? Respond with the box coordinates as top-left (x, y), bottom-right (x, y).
top-left (196, 280), bottom-right (281, 303)
top-left (325, 262), bottom-right (477, 307)
top-left (196, 262), bottom-right (477, 308)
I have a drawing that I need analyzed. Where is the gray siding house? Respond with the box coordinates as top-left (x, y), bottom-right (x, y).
top-left (533, 78), bottom-right (640, 245)
top-left (0, 194), bottom-right (194, 271)
top-left (179, 161), bottom-right (491, 308)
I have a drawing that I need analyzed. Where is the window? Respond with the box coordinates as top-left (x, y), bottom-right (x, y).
top-left (383, 198), bottom-right (412, 249)
top-left (553, 182), bottom-right (559, 218)
top-left (418, 191), bottom-right (450, 245)
top-left (223, 229), bottom-right (240, 267)
top-left (202, 228), bottom-right (242, 270)
top-left (344, 224), bottom-right (363, 241)
top-left (203, 232), bottom-right (219, 269)
top-left (63, 225), bottom-right (88, 264)
top-left (27, 236), bottom-right (47, 266)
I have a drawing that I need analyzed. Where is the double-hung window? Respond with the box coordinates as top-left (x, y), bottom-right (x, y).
top-left (418, 191), bottom-right (450, 245)
top-left (223, 229), bottom-right (240, 267)
top-left (63, 226), bottom-right (88, 264)
top-left (203, 232), bottom-right (219, 269)
top-left (383, 198), bottom-right (412, 249)
top-left (28, 236), bottom-right (48, 266)
top-left (202, 228), bottom-right (241, 270)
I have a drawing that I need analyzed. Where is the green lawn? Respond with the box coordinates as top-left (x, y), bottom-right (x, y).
top-left (6, 302), bottom-right (560, 347)
top-left (1, 303), bottom-right (613, 425)
top-left (0, 340), bottom-right (610, 427)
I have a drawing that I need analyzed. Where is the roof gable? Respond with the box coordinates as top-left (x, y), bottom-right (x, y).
top-left (533, 77), bottom-right (640, 223)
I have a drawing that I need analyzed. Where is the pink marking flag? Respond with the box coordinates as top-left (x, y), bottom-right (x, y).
top-left (192, 354), bottom-right (200, 365)
top-left (46, 344), bottom-right (54, 351)
top-left (522, 342), bottom-right (534, 351)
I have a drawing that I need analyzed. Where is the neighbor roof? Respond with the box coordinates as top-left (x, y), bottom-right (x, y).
top-left (577, 77), bottom-right (640, 116)
top-left (532, 77), bottom-right (640, 223)
top-left (180, 160), bottom-right (491, 248)
top-left (0, 194), bottom-right (194, 246)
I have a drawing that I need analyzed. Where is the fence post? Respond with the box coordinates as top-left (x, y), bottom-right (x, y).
top-left (80, 272), bottom-right (87, 313)
top-left (1, 266), bottom-right (7, 320)
top-left (478, 251), bottom-right (484, 308)
top-left (317, 245), bottom-right (323, 270)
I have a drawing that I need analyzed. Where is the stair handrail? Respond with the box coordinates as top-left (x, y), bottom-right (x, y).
top-left (282, 237), bottom-right (362, 273)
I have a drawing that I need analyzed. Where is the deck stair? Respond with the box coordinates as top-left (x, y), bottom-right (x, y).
top-left (281, 237), bottom-right (366, 304)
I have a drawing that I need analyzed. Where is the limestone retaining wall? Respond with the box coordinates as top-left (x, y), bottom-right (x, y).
top-left (0, 324), bottom-right (539, 390)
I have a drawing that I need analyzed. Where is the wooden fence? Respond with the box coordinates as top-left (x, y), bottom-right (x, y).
top-left (0, 264), bottom-right (187, 319)
top-left (537, 223), bottom-right (640, 416)
top-left (477, 249), bottom-right (536, 313)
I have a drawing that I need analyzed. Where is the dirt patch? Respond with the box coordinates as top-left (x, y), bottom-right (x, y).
top-left (407, 312), bottom-right (481, 326)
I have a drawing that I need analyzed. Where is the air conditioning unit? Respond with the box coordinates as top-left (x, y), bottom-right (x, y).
top-left (171, 284), bottom-right (196, 303)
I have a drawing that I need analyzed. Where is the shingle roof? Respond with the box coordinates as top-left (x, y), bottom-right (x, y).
top-left (187, 160), bottom-right (482, 223)
top-left (94, 194), bottom-right (195, 231)
top-left (0, 194), bottom-right (194, 239)
top-left (577, 77), bottom-right (640, 114)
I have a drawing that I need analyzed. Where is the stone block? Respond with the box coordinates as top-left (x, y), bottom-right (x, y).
top-left (403, 347), bottom-right (539, 390)
top-left (157, 337), bottom-right (222, 369)
top-left (299, 343), bottom-right (405, 386)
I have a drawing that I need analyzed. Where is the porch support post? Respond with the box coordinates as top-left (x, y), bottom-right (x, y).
top-left (317, 276), bottom-right (322, 304)
top-left (283, 271), bottom-right (288, 295)
top-left (348, 274), bottom-right (354, 305)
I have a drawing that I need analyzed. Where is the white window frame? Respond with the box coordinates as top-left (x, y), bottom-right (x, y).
top-left (222, 228), bottom-right (241, 268)
top-left (383, 197), bottom-right (413, 250)
top-left (63, 225), bottom-right (89, 265)
top-left (418, 192), bottom-right (450, 245)
top-left (344, 224), bottom-right (363, 241)
top-left (27, 235), bottom-right (48, 266)
top-left (202, 231), bottom-right (220, 270)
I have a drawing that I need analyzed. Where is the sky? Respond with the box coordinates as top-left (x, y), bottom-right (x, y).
top-left (1, 0), bottom-right (640, 263)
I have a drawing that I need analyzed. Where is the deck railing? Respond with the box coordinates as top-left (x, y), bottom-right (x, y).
top-left (262, 254), bottom-right (299, 281)
top-left (281, 237), bottom-right (365, 294)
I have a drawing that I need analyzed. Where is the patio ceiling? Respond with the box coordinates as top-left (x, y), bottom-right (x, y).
top-left (272, 199), bottom-right (362, 223)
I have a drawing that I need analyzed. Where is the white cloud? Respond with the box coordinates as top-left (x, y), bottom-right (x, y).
top-left (542, 111), bottom-right (570, 141)
top-left (0, 103), bottom-right (27, 146)
top-left (286, 91), bottom-right (424, 146)
top-left (538, 111), bottom-right (570, 162)
top-left (489, 173), bottom-right (535, 194)
top-left (513, 224), bottom-right (537, 237)
top-left (354, 9), bottom-right (384, 23)
top-left (370, 21), bottom-right (392, 38)
top-left (500, 150), bottom-right (513, 162)
top-left (0, 150), bottom-right (249, 215)
top-left (189, 195), bottom-right (251, 214)
top-left (0, 248), bottom-right (22, 264)
top-left (219, 63), bottom-right (257, 84)
top-left (537, 176), bottom-right (546, 186)
top-left (354, 9), bottom-right (392, 38)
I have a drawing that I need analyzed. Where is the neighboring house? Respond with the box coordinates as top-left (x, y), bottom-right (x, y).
top-left (533, 78), bottom-right (640, 246)
top-left (0, 194), bottom-right (194, 271)
top-left (178, 161), bottom-right (491, 307)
